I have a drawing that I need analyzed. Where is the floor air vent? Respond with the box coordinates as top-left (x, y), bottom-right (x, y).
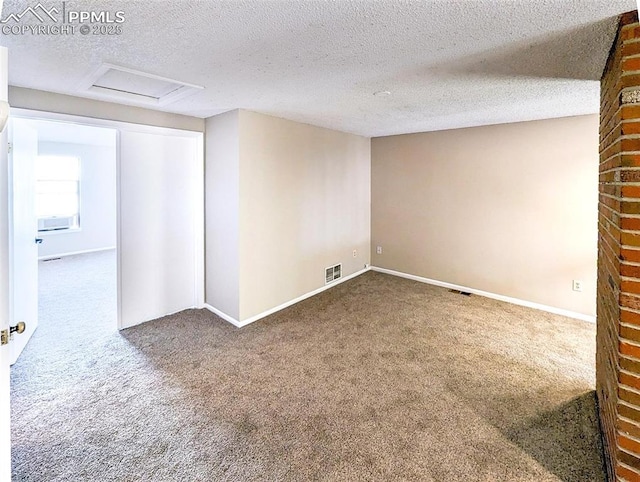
top-left (450, 289), bottom-right (472, 296)
top-left (325, 263), bottom-right (342, 284)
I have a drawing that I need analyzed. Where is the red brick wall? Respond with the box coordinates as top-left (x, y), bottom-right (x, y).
top-left (599, 11), bottom-right (640, 482)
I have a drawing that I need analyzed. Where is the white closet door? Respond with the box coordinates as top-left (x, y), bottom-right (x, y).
top-left (119, 131), bottom-right (199, 329)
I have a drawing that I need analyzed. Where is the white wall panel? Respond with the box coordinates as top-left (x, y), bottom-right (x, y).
top-left (119, 131), bottom-right (199, 328)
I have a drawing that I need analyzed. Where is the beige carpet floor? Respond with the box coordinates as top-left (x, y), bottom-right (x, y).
top-left (11, 251), bottom-right (604, 481)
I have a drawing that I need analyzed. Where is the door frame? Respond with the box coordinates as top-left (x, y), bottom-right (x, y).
top-left (9, 108), bottom-right (205, 330)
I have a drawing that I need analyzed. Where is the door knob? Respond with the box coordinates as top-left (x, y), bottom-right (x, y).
top-left (35, 238), bottom-right (43, 244)
top-left (10, 321), bottom-right (26, 335)
top-left (1, 321), bottom-right (25, 346)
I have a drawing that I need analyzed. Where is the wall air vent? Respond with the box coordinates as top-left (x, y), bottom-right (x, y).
top-left (325, 263), bottom-right (342, 285)
top-left (81, 63), bottom-right (203, 106)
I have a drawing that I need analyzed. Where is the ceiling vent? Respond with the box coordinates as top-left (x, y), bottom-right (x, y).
top-left (81, 63), bottom-right (203, 106)
top-left (325, 264), bottom-right (342, 285)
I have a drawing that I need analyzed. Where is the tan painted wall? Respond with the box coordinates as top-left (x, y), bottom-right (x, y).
top-left (371, 114), bottom-right (598, 317)
top-left (205, 110), bottom-right (240, 319)
top-left (238, 110), bottom-right (371, 321)
top-left (9, 87), bottom-right (204, 132)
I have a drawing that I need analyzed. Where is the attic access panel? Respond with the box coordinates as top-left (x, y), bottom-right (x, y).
top-left (82, 63), bottom-right (203, 106)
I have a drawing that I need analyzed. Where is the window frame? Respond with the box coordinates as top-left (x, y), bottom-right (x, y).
top-left (35, 155), bottom-right (82, 234)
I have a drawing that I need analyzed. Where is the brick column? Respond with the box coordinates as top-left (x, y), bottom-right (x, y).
top-left (599, 11), bottom-right (640, 482)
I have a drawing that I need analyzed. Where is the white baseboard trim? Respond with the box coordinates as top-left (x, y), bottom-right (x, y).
top-left (203, 304), bottom-right (243, 328)
top-left (204, 266), bottom-right (371, 328)
top-left (371, 266), bottom-right (596, 323)
top-left (39, 246), bottom-right (116, 261)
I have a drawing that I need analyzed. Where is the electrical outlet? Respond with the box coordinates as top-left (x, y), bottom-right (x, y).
top-left (353, 249), bottom-right (357, 258)
top-left (572, 280), bottom-right (583, 292)
top-left (376, 246), bottom-right (383, 255)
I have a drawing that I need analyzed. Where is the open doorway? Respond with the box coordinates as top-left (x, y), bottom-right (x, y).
top-left (11, 118), bottom-right (117, 364)
top-left (6, 108), bottom-right (204, 478)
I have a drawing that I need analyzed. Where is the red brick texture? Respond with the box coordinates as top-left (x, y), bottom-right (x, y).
top-left (599, 11), bottom-right (640, 482)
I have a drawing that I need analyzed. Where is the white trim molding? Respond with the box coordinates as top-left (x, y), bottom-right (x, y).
top-left (203, 304), bottom-right (243, 328)
top-left (205, 267), bottom-right (371, 328)
top-left (371, 266), bottom-right (596, 323)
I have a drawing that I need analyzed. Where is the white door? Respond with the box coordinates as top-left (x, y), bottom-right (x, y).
top-left (8, 118), bottom-right (38, 364)
top-left (0, 125), bottom-right (11, 482)
top-left (119, 131), bottom-right (200, 328)
top-left (0, 45), bottom-right (13, 482)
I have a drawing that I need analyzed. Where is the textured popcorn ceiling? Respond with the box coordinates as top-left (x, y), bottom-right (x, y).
top-left (0, 0), bottom-right (635, 136)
